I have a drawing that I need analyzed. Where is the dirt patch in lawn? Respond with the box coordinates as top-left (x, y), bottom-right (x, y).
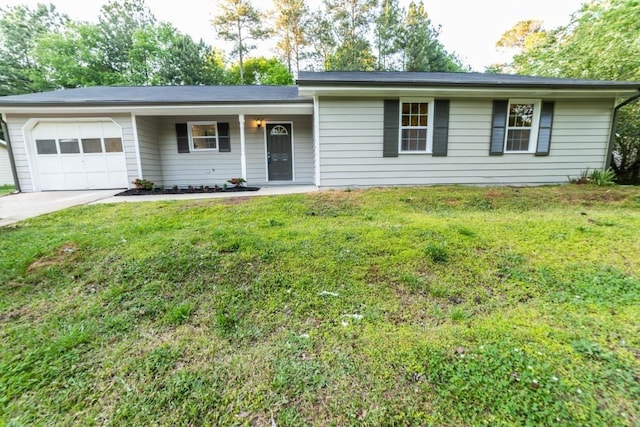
top-left (27, 243), bottom-right (80, 271)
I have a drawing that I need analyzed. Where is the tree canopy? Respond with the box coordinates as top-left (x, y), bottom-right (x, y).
top-left (496, 0), bottom-right (640, 184)
top-left (0, 0), bottom-right (468, 96)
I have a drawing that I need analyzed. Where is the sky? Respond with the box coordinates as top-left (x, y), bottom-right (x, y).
top-left (4, 0), bottom-right (586, 71)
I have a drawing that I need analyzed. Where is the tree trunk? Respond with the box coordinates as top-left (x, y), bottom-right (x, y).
top-left (238, 19), bottom-right (244, 84)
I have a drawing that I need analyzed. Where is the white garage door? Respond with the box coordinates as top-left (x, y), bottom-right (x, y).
top-left (31, 121), bottom-right (128, 190)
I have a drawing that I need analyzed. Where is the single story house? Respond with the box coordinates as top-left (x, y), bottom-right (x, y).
top-left (0, 139), bottom-right (14, 186)
top-left (0, 72), bottom-right (638, 192)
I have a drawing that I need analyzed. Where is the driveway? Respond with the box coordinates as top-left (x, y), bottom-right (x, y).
top-left (0, 190), bottom-right (119, 227)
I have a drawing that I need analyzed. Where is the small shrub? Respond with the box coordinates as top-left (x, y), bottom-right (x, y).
top-left (570, 168), bottom-right (615, 186)
top-left (227, 177), bottom-right (246, 187)
top-left (590, 168), bottom-right (616, 186)
top-left (132, 178), bottom-right (154, 190)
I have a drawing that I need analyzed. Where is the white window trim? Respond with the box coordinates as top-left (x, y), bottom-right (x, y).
top-left (398, 97), bottom-right (435, 154)
top-left (504, 99), bottom-right (541, 154)
top-left (187, 120), bottom-right (218, 151)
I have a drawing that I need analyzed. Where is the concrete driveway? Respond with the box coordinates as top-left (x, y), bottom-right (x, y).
top-left (0, 190), bottom-right (120, 227)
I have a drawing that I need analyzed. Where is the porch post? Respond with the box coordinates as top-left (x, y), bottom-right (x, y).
top-left (238, 114), bottom-right (247, 180)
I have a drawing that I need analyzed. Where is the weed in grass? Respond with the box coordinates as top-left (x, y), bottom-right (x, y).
top-left (450, 307), bottom-right (468, 322)
top-left (265, 218), bottom-right (284, 227)
top-left (456, 226), bottom-right (476, 237)
top-left (165, 302), bottom-right (194, 325)
top-left (425, 241), bottom-right (448, 263)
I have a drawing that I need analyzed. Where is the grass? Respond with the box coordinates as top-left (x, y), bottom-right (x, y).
top-left (1, 184), bottom-right (639, 425)
top-left (0, 184), bottom-right (15, 196)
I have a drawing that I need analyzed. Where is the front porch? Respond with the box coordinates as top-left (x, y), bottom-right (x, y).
top-left (132, 110), bottom-right (315, 190)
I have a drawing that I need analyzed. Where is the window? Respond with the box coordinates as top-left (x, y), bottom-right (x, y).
top-left (505, 100), bottom-right (540, 153)
top-left (399, 99), bottom-right (434, 153)
top-left (36, 139), bottom-right (57, 155)
top-left (81, 138), bottom-right (102, 153)
top-left (104, 137), bottom-right (123, 152)
top-left (188, 121), bottom-right (218, 150)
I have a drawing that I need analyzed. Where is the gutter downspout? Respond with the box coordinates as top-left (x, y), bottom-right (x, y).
top-left (1, 117), bottom-right (21, 192)
top-left (606, 91), bottom-right (640, 169)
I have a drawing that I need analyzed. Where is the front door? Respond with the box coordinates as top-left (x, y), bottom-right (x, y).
top-left (267, 123), bottom-right (293, 181)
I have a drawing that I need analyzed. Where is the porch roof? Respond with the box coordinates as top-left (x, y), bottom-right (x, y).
top-left (0, 85), bottom-right (311, 107)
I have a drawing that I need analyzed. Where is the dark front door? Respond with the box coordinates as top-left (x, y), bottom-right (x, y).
top-left (267, 123), bottom-right (293, 181)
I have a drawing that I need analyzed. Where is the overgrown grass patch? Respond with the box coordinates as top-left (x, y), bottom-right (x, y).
top-left (1, 185), bottom-right (639, 425)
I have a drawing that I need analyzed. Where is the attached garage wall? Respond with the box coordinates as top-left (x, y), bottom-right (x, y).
top-left (317, 98), bottom-right (613, 186)
top-left (6, 113), bottom-right (136, 192)
top-left (0, 145), bottom-right (13, 186)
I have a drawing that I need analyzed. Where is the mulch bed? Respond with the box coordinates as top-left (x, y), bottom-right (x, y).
top-left (116, 186), bottom-right (261, 196)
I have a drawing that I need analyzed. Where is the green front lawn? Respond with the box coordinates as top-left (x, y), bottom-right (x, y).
top-left (1, 185), bottom-right (639, 425)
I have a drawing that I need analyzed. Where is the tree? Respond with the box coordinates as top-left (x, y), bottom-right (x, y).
top-left (0, 3), bottom-right (68, 95)
top-left (272, 0), bottom-right (310, 76)
top-left (323, 0), bottom-right (378, 71)
top-left (307, 11), bottom-right (337, 71)
top-left (213, 0), bottom-right (267, 84)
top-left (502, 0), bottom-right (640, 183)
top-left (129, 23), bottom-right (223, 85)
top-left (97, 0), bottom-right (157, 77)
top-left (374, 0), bottom-right (402, 70)
top-left (398, 1), bottom-right (462, 72)
top-left (496, 20), bottom-right (544, 50)
top-left (225, 57), bottom-right (293, 85)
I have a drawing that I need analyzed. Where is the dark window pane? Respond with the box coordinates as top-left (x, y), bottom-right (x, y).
top-left (193, 137), bottom-right (217, 150)
top-left (410, 103), bottom-right (419, 114)
top-left (105, 137), bottom-right (123, 152)
top-left (419, 115), bottom-right (427, 126)
top-left (82, 138), bottom-right (102, 153)
top-left (410, 115), bottom-right (418, 126)
top-left (59, 138), bottom-right (80, 154)
top-left (506, 129), bottom-right (531, 151)
top-left (419, 103), bottom-right (427, 115)
top-left (402, 103), bottom-right (410, 114)
top-left (401, 116), bottom-right (409, 126)
top-left (36, 139), bottom-right (57, 155)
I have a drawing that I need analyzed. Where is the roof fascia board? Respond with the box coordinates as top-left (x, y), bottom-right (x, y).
top-left (298, 85), bottom-right (639, 99)
top-left (0, 103), bottom-right (314, 116)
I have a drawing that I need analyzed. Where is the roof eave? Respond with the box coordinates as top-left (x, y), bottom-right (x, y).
top-left (298, 84), bottom-right (640, 99)
top-left (0, 102), bottom-right (315, 116)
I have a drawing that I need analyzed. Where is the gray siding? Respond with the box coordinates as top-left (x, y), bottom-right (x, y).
top-left (156, 116), bottom-right (242, 187)
top-left (156, 114), bottom-right (314, 187)
top-left (0, 146), bottom-right (13, 185)
top-left (317, 98), bottom-right (613, 186)
top-left (244, 115), bottom-right (314, 185)
top-left (135, 116), bottom-right (162, 185)
top-left (5, 113), bottom-right (135, 192)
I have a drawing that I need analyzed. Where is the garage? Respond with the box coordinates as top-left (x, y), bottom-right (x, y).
top-left (30, 120), bottom-right (128, 191)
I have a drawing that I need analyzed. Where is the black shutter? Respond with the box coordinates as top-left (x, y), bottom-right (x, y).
top-left (218, 122), bottom-right (231, 152)
top-left (535, 101), bottom-right (554, 156)
top-left (383, 99), bottom-right (399, 157)
top-left (432, 99), bottom-right (450, 156)
top-left (176, 123), bottom-right (189, 153)
top-left (490, 100), bottom-right (508, 155)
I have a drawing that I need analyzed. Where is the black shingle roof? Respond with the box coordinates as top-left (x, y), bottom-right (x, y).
top-left (297, 71), bottom-right (640, 90)
top-left (0, 85), bottom-right (309, 106)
